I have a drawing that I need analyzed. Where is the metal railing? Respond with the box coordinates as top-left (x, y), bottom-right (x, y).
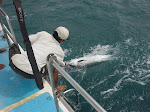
top-left (47, 54), bottom-right (106, 112)
top-left (0, 7), bottom-right (18, 45)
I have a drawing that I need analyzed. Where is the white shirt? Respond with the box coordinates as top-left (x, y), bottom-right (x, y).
top-left (12, 31), bottom-right (65, 74)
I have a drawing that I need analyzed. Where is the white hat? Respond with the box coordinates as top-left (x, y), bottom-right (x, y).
top-left (55, 26), bottom-right (70, 40)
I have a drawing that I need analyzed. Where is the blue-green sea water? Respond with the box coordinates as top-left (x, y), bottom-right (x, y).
top-left (1, 0), bottom-right (150, 112)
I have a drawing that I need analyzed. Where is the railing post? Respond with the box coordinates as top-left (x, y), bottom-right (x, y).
top-left (46, 54), bottom-right (60, 112)
top-left (0, 16), bottom-right (11, 47)
top-left (0, 7), bottom-right (18, 45)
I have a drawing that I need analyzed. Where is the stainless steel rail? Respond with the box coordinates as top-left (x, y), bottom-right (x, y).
top-left (47, 54), bottom-right (106, 112)
top-left (46, 54), bottom-right (60, 112)
top-left (0, 7), bottom-right (18, 44)
top-left (0, 16), bottom-right (11, 46)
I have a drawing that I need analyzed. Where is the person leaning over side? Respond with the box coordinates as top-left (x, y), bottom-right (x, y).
top-left (9, 26), bottom-right (70, 91)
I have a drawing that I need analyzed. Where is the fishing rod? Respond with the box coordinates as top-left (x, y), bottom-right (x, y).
top-left (13, 0), bottom-right (43, 89)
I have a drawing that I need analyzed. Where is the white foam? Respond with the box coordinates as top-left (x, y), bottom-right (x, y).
top-left (88, 44), bottom-right (112, 56)
top-left (147, 55), bottom-right (150, 64)
top-left (101, 88), bottom-right (118, 95)
top-left (141, 74), bottom-right (150, 80)
top-left (124, 78), bottom-right (146, 85)
top-left (101, 75), bottom-right (129, 95)
top-left (64, 49), bottom-right (72, 57)
top-left (124, 38), bottom-right (132, 44)
top-left (86, 79), bottom-right (107, 91)
top-left (139, 96), bottom-right (144, 100)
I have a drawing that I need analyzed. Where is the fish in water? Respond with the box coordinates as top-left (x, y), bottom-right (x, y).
top-left (68, 55), bottom-right (112, 67)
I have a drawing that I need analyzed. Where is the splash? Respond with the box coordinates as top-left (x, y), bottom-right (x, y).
top-left (87, 44), bottom-right (114, 56)
top-left (64, 49), bottom-right (72, 57)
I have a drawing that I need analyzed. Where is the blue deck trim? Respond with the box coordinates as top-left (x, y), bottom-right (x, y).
top-left (9, 92), bottom-right (63, 112)
top-left (0, 38), bottom-right (39, 110)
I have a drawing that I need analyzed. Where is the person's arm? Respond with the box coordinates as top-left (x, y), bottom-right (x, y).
top-left (55, 56), bottom-right (66, 67)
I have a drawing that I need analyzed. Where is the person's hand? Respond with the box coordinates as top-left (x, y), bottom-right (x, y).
top-left (65, 62), bottom-right (71, 68)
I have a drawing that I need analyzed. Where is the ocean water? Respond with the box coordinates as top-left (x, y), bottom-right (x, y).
top-left (1, 0), bottom-right (150, 112)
